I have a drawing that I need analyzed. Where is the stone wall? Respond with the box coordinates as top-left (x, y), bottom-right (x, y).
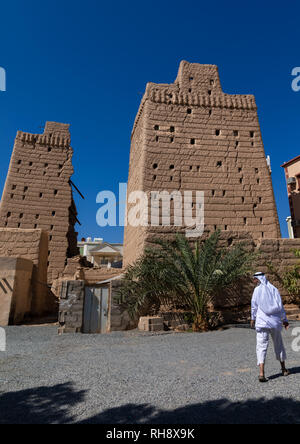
top-left (58, 280), bottom-right (85, 333)
top-left (0, 228), bottom-right (51, 315)
top-left (0, 122), bottom-right (79, 284)
top-left (123, 61), bottom-right (281, 267)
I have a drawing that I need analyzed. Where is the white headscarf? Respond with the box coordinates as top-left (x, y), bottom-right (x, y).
top-left (253, 273), bottom-right (284, 316)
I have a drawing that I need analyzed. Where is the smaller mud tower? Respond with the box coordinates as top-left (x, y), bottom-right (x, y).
top-left (123, 61), bottom-right (281, 266)
top-left (0, 122), bottom-right (79, 283)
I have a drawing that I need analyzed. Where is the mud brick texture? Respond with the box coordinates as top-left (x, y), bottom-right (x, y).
top-left (0, 228), bottom-right (51, 315)
top-left (123, 61), bottom-right (281, 266)
top-left (0, 122), bottom-right (79, 284)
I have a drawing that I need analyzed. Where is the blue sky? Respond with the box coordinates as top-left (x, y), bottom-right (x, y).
top-left (0, 0), bottom-right (299, 242)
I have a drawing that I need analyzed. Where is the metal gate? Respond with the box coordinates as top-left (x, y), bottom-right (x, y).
top-left (83, 286), bottom-right (109, 334)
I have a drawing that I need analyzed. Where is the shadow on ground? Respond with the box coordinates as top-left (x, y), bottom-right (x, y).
top-left (1, 379), bottom-right (300, 424)
top-left (0, 382), bottom-right (85, 424)
top-left (81, 396), bottom-right (300, 424)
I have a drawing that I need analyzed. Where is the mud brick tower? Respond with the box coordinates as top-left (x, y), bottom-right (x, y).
top-left (0, 122), bottom-right (79, 282)
top-left (123, 61), bottom-right (281, 266)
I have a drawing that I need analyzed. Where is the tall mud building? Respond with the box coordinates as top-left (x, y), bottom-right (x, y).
top-left (124, 61), bottom-right (281, 266)
top-left (0, 122), bottom-right (79, 284)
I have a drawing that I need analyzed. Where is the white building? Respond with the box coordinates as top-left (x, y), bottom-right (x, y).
top-left (78, 237), bottom-right (123, 268)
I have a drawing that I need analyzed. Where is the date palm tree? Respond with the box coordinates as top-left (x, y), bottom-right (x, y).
top-left (118, 230), bottom-right (256, 331)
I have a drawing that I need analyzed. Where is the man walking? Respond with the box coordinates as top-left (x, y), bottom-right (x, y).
top-left (251, 272), bottom-right (290, 383)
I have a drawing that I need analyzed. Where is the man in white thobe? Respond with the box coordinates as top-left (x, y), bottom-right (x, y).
top-left (251, 272), bottom-right (290, 382)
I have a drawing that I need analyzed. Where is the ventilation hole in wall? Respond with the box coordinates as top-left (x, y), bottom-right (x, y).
top-left (217, 161), bottom-right (222, 167)
top-left (188, 88), bottom-right (192, 93)
top-left (154, 125), bottom-right (159, 130)
top-left (251, 141), bottom-right (254, 146)
top-left (238, 167), bottom-right (242, 172)
top-left (260, 217), bottom-right (263, 224)
top-left (22, 195), bottom-right (25, 200)
top-left (49, 235), bottom-right (52, 241)
top-left (170, 126), bottom-right (175, 132)
top-left (52, 211), bottom-right (56, 216)
top-left (262, 232), bottom-right (264, 238)
top-left (29, 170), bottom-right (32, 175)
top-left (253, 204), bottom-right (257, 209)
top-left (208, 90), bottom-right (212, 96)
top-left (170, 176), bottom-right (173, 182)
top-left (17, 160), bottom-right (22, 165)
top-left (210, 79), bottom-right (215, 85)
top-left (44, 163), bottom-right (49, 168)
top-left (190, 166), bottom-right (193, 171)
top-left (169, 165), bottom-right (175, 170)
top-left (24, 186), bottom-right (28, 192)
top-left (212, 190), bottom-right (215, 196)
top-left (228, 238), bottom-right (233, 246)
top-left (34, 224), bottom-right (37, 229)
top-left (29, 162), bottom-right (33, 166)
top-left (47, 261), bottom-right (50, 267)
top-left (39, 193), bottom-right (43, 198)
top-left (7, 212), bottom-right (11, 218)
top-left (48, 147), bottom-right (52, 152)
top-left (50, 225), bottom-right (54, 231)
top-left (235, 141), bottom-right (239, 147)
top-left (255, 168), bottom-right (259, 174)
top-left (223, 190), bottom-right (226, 196)
top-left (242, 197), bottom-right (245, 203)
top-left (250, 131), bottom-right (255, 138)
top-left (225, 225), bottom-right (228, 230)
top-left (12, 185), bottom-right (16, 190)
top-left (17, 223), bottom-right (21, 228)
top-left (187, 108), bottom-right (192, 115)
top-left (43, 171), bottom-right (47, 176)
top-left (214, 225), bottom-right (217, 230)
top-left (35, 214), bottom-right (40, 219)
top-left (189, 77), bottom-right (193, 81)
top-left (209, 109), bottom-right (212, 116)
top-left (190, 139), bottom-right (195, 145)
top-left (215, 129), bottom-right (220, 136)
top-left (48, 250), bottom-right (51, 256)
top-left (59, 164), bottom-right (63, 169)
top-left (19, 213), bottom-right (23, 219)
top-left (170, 137), bottom-right (174, 143)
top-left (244, 217), bottom-right (247, 225)
top-left (240, 178), bottom-right (243, 184)
top-left (233, 130), bottom-right (239, 137)
top-left (257, 178), bottom-right (260, 184)
top-left (153, 163), bottom-right (158, 169)
top-left (10, 194), bottom-right (14, 199)
top-left (54, 190), bottom-right (58, 196)
top-left (259, 197), bottom-right (262, 203)
top-left (5, 222), bottom-right (8, 227)
top-left (197, 166), bottom-right (200, 172)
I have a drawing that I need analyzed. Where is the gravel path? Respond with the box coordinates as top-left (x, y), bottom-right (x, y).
top-left (0, 323), bottom-right (300, 424)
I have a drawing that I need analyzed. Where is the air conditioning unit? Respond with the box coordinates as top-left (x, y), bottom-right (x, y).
top-left (287, 177), bottom-right (296, 185)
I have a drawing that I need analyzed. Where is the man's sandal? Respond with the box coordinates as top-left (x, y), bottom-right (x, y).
top-left (259, 376), bottom-right (268, 383)
top-left (282, 369), bottom-right (290, 377)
